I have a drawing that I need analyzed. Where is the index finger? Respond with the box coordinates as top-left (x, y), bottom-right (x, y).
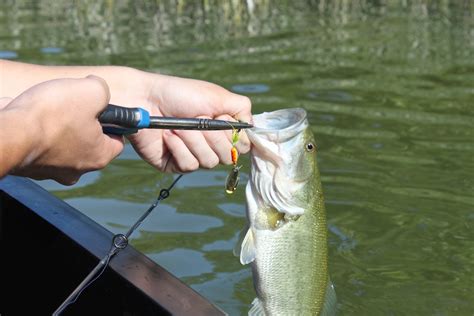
top-left (212, 114), bottom-right (251, 155)
top-left (223, 93), bottom-right (253, 125)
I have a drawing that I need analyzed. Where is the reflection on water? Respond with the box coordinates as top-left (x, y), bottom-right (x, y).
top-left (1, 1), bottom-right (473, 315)
top-left (231, 84), bottom-right (270, 94)
top-left (0, 50), bottom-right (17, 59)
top-left (65, 197), bottom-right (223, 234)
top-left (148, 248), bottom-right (214, 278)
top-left (40, 47), bottom-right (64, 54)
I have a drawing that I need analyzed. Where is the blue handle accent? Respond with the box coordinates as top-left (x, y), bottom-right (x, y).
top-left (99, 104), bottom-right (150, 135)
top-left (136, 108), bottom-right (150, 128)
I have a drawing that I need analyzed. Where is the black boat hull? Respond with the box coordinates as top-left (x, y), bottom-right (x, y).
top-left (0, 176), bottom-right (225, 315)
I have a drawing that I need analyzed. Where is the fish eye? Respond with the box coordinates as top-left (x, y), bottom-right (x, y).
top-left (305, 142), bottom-right (316, 152)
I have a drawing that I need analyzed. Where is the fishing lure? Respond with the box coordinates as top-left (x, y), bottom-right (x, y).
top-left (225, 126), bottom-right (242, 194)
top-left (231, 146), bottom-right (239, 165)
top-left (225, 165), bottom-right (242, 194)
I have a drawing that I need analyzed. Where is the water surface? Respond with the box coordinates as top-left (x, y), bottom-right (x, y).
top-left (1, 1), bottom-right (473, 315)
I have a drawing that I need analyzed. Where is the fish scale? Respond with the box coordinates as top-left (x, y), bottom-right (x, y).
top-left (251, 191), bottom-right (328, 315)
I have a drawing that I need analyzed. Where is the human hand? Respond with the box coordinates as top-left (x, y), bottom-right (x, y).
top-left (1, 62), bottom-right (252, 174)
top-left (6, 76), bottom-right (123, 184)
top-left (121, 74), bottom-right (252, 173)
top-left (0, 97), bottom-right (12, 108)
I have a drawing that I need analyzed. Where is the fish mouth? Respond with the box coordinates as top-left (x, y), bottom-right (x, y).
top-left (246, 108), bottom-right (308, 166)
top-left (246, 108), bottom-right (308, 161)
top-left (248, 108), bottom-right (307, 141)
top-left (246, 108), bottom-right (310, 217)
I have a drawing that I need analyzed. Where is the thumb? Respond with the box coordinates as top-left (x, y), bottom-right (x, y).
top-left (84, 75), bottom-right (111, 113)
top-left (85, 75), bottom-right (122, 164)
top-left (224, 93), bottom-right (253, 124)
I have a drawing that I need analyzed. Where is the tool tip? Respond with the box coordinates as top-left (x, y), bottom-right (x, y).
top-left (234, 122), bottom-right (253, 129)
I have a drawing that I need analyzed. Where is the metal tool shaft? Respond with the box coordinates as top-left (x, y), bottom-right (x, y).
top-left (149, 117), bottom-right (252, 130)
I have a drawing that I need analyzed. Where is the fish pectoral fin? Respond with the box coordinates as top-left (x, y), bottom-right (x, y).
top-left (240, 228), bottom-right (256, 265)
top-left (248, 298), bottom-right (265, 316)
top-left (233, 224), bottom-right (249, 258)
top-left (320, 279), bottom-right (337, 316)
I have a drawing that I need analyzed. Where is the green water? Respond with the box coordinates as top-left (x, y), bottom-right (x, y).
top-left (1, 1), bottom-right (473, 315)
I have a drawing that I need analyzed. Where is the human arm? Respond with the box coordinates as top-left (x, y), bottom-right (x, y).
top-left (0, 60), bottom-right (252, 173)
top-left (0, 103), bottom-right (37, 178)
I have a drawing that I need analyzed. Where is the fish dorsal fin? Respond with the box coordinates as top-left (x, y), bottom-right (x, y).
top-left (320, 279), bottom-right (337, 316)
top-left (248, 298), bottom-right (265, 316)
top-left (240, 228), bottom-right (256, 265)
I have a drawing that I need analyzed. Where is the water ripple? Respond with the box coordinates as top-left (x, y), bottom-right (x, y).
top-left (301, 101), bottom-right (474, 126)
top-left (65, 198), bottom-right (223, 234)
top-left (147, 249), bottom-right (214, 278)
top-left (231, 84), bottom-right (270, 94)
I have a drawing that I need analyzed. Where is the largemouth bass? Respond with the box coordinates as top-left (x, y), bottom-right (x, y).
top-left (238, 108), bottom-right (336, 316)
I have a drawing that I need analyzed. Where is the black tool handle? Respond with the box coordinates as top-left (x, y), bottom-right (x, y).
top-left (98, 104), bottom-right (149, 128)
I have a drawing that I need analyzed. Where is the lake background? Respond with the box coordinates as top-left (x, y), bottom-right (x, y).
top-left (1, 1), bottom-right (473, 315)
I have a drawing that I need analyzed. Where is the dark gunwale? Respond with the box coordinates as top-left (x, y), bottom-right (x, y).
top-left (0, 175), bottom-right (226, 315)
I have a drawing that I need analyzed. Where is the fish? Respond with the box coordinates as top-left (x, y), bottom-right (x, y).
top-left (237, 108), bottom-right (336, 316)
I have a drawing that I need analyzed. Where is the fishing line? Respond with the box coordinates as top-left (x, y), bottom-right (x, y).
top-left (61, 253), bottom-right (112, 307)
top-left (53, 174), bottom-right (183, 315)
